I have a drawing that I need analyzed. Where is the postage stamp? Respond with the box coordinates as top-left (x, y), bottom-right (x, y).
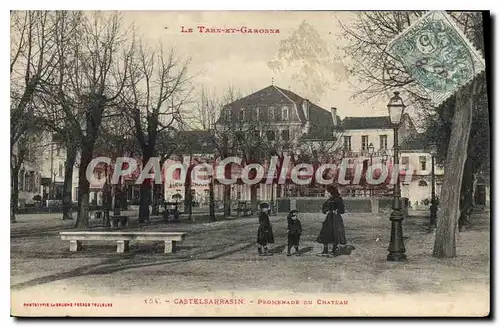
top-left (387, 11), bottom-right (486, 106)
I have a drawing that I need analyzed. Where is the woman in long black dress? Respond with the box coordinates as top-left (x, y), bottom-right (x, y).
top-left (317, 185), bottom-right (351, 256)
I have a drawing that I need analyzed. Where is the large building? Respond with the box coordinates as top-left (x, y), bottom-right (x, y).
top-left (214, 84), bottom-right (341, 201)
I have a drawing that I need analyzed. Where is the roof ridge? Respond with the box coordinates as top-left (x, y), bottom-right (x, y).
top-left (272, 85), bottom-right (298, 103)
top-left (272, 85), bottom-right (305, 122)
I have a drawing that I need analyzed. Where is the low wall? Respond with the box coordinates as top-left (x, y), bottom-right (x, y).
top-left (276, 197), bottom-right (408, 215)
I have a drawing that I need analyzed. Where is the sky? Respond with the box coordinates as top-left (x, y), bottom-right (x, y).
top-left (120, 11), bottom-right (392, 119)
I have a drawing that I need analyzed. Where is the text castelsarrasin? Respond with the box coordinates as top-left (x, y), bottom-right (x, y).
top-left (174, 298), bottom-right (245, 305)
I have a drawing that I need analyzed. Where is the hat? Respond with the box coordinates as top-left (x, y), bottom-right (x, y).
top-left (260, 202), bottom-right (270, 210)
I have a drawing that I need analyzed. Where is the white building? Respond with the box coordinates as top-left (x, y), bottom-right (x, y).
top-left (15, 132), bottom-right (76, 207)
top-left (399, 133), bottom-right (444, 208)
top-left (338, 114), bottom-right (445, 206)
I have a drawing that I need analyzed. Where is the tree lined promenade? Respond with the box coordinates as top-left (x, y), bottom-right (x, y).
top-left (11, 210), bottom-right (490, 314)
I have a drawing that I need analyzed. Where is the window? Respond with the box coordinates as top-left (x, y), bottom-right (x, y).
top-left (380, 135), bottom-right (388, 150)
top-left (401, 156), bottom-right (409, 168)
top-left (361, 135), bottom-right (369, 151)
top-left (269, 107), bottom-right (275, 121)
top-left (418, 180), bottom-right (428, 187)
top-left (255, 107), bottom-right (260, 120)
top-left (419, 156), bottom-right (427, 171)
top-left (56, 147), bottom-right (60, 156)
top-left (239, 108), bottom-right (244, 120)
top-left (343, 136), bottom-right (351, 151)
top-left (266, 130), bottom-right (275, 141)
top-left (58, 163), bottom-right (63, 177)
top-left (245, 108), bottom-right (252, 121)
top-left (281, 106), bottom-right (289, 120)
top-left (281, 129), bottom-right (290, 141)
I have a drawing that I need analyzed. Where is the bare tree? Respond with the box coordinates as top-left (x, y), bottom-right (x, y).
top-left (340, 11), bottom-right (488, 258)
top-left (122, 41), bottom-right (191, 223)
top-left (55, 12), bottom-right (133, 228)
top-left (34, 11), bottom-right (84, 220)
top-left (191, 86), bottom-right (242, 218)
top-left (10, 11), bottom-right (61, 222)
top-left (94, 111), bottom-right (138, 219)
top-left (230, 108), bottom-right (275, 213)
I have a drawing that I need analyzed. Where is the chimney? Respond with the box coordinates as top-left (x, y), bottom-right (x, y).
top-left (330, 107), bottom-right (338, 126)
top-left (302, 99), bottom-right (309, 120)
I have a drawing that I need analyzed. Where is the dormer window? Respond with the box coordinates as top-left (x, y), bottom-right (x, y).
top-left (282, 106), bottom-right (289, 121)
top-left (244, 108), bottom-right (252, 121)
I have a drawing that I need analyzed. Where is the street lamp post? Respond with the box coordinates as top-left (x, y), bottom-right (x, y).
top-left (386, 91), bottom-right (407, 262)
top-left (429, 143), bottom-right (438, 232)
top-left (368, 143), bottom-right (374, 197)
top-left (295, 148), bottom-right (301, 197)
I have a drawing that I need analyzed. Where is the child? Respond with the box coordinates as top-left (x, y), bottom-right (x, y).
top-left (257, 203), bottom-right (274, 256)
top-left (286, 210), bottom-right (302, 256)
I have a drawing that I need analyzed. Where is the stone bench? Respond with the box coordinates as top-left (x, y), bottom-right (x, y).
top-left (60, 231), bottom-right (187, 254)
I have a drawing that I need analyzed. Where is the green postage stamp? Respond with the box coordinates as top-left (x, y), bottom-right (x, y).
top-left (387, 11), bottom-right (485, 106)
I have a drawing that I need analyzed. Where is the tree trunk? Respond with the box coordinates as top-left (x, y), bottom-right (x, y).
top-left (209, 177), bottom-right (216, 221)
top-left (62, 143), bottom-right (76, 220)
top-left (113, 185), bottom-right (122, 216)
top-left (138, 181), bottom-right (151, 223)
top-left (433, 86), bottom-right (475, 258)
top-left (75, 144), bottom-right (93, 229)
top-left (223, 184), bottom-right (231, 217)
top-left (185, 163), bottom-right (193, 221)
top-left (11, 166), bottom-right (20, 223)
top-left (459, 157), bottom-right (474, 232)
top-left (250, 184), bottom-right (258, 214)
top-left (185, 184), bottom-right (193, 221)
top-left (138, 154), bottom-right (152, 223)
top-left (151, 183), bottom-right (161, 215)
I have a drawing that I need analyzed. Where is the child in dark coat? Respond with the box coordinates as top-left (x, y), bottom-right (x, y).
top-left (286, 210), bottom-right (302, 256)
top-left (257, 203), bottom-right (274, 256)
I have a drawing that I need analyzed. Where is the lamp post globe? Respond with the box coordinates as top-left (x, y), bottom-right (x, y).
top-left (387, 91), bottom-right (406, 125)
top-left (430, 143), bottom-right (438, 156)
top-left (387, 91), bottom-right (407, 262)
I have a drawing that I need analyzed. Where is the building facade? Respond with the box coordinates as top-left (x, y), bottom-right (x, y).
top-left (398, 133), bottom-right (444, 208)
top-left (214, 84), bottom-right (340, 201)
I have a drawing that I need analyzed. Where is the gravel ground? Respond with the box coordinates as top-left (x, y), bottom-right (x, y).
top-left (10, 210), bottom-right (490, 316)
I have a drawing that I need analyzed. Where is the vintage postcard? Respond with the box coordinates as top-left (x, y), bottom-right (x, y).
top-left (10, 10), bottom-right (490, 317)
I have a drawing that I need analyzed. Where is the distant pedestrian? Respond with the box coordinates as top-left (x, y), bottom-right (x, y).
top-left (317, 185), bottom-right (354, 256)
top-left (286, 210), bottom-right (302, 256)
top-left (257, 203), bottom-right (274, 256)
